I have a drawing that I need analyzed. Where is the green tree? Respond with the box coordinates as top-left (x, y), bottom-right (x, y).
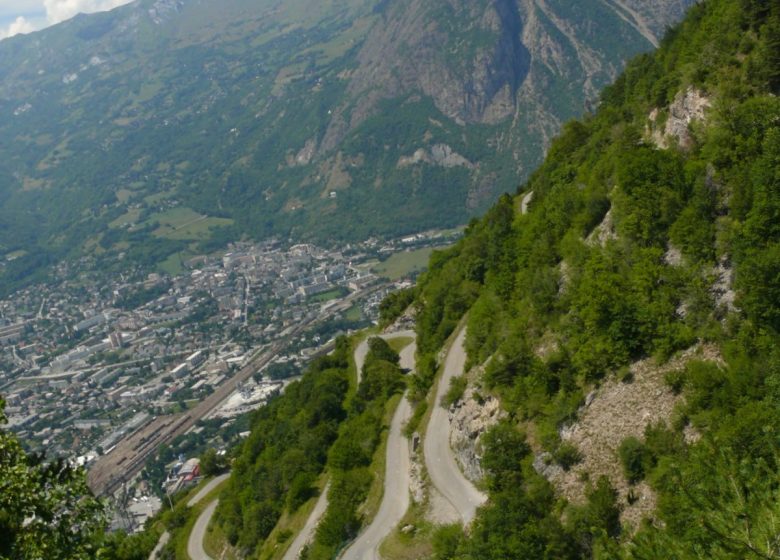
top-left (0, 399), bottom-right (106, 559)
top-left (199, 448), bottom-right (225, 477)
top-left (618, 436), bottom-right (647, 484)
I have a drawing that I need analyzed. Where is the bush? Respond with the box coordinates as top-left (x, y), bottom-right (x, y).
top-left (664, 369), bottom-right (686, 394)
top-left (618, 436), bottom-right (647, 484)
top-left (441, 375), bottom-right (468, 408)
top-left (432, 524), bottom-right (464, 559)
top-left (276, 529), bottom-right (292, 543)
top-left (554, 442), bottom-right (583, 471)
top-left (403, 401), bottom-right (428, 437)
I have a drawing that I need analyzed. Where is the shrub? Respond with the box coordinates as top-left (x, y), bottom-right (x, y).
top-left (554, 442), bottom-right (584, 471)
top-left (432, 524), bottom-right (464, 560)
top-left (618, 436), bottom-right (647, 484)
top-left (441, 375), bottom-right (468, 408)
top-left (664, 369), bottom-right (686, 394)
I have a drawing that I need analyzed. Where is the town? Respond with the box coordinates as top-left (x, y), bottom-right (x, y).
top-left (0, 230), bottom-right (457, 531)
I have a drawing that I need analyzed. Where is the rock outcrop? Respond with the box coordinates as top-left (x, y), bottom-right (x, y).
top-left (586, 208), bottom-right (617, 247)
top-left (398, 144), bottom-right (475, 170)
top-left (449, 386), bottom-right (505, 483)
top-left (649, 87), bottom-right (711, 149)
top-left (711, 257), bottom-right (738, 314)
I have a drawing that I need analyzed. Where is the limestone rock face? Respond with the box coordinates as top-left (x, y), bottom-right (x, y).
top-left (649, 87), bottom-right (712, 149)
top-left (321, 0), bottom-right (697, 154)
top-left (398, 144), bottom-right (475, 169)
top-left (449, 387), bottom-right (505, 483)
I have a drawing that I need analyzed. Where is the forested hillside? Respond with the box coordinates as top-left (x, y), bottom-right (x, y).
top-left (411, 0), bottom-right (780, 557)
top-left (216, 339), bottom-right (352, 552)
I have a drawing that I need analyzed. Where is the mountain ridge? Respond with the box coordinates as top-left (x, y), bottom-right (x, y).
top-left (0, 0), bottom-right (694, 293)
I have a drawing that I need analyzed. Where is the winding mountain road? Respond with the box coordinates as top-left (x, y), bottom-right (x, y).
top-left (148, 473), bottom-right (230, 560)
top-left (424, 328), bottom-right (487, 525)
top-left (282, 481), bottom-right (331, 560)
top-left (341, 392), bottom-right (412, 560)
top-left (354, 330), bottom-right (416, 384)
top-left (337, 332), bottom-right (416, 560)
top-left (188, 500), bottom-right (218, 560)
top-left (187, 473), bottom-right (231, 507)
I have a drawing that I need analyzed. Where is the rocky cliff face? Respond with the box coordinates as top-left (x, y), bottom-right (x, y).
top-left (649, 87), bottom-right (712, 149)
top-left (322, 0), bottom-right (529, 152)
top-left (324, 0), bottom-right (697, 155)
top-left (449, 385), bottom-right (505, 483)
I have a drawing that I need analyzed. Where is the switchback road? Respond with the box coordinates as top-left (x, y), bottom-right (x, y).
top-left (423, 328), bottom-right (486, 525)
top-left (340, 335), bottom-right (416, 560)
top-left (282, 481), bottom-right (331, 560)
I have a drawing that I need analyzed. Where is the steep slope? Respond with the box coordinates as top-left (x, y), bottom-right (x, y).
top-left (411, 0), bottom-right (780, 557)
top-left (0, 0), bottom-right (693, 293)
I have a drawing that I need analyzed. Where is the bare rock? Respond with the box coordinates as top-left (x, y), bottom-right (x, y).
top-left (711, 256), bottom-right (738, 314)
top-left (449, 386), bottom-right (505, 483)
top-left (520, 190), bottom-right (534, 215)
top-left (586, 209), bottom-right (617, 247)
top-left (664, 243), bottom-right (683, 267)
top-left (293, 138), bottom-right (317, 166)
top-left (532, 452), bottom-right (564, 480)
top-left (649, 87), bottom-right (711, 150)
top-left (397, 144), bottom-right (474, 170)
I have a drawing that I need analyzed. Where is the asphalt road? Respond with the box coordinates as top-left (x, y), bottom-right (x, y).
top-left (282, 481), bottom-right (331, 560)
top-left (147, 530), bottom-right (169, 560)
top-left (340, 336), bottom-right (416, 560)
top-left (188, 499), bottom-right (219, 560)
top-left (148, 473), bottom-right (229, 560)
top-left (424, 328), bottom-right (487, 525)
top-left (187, 473), bottom-right (231, 507)
top-left (354, 330), bottom-right (416, 384)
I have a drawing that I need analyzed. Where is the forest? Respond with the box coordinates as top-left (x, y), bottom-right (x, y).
top-left (410, 0), bottom-right (780, 557)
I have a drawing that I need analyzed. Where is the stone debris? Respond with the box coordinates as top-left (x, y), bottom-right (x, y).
top-left (536, 343), bottom-right (723, 530)
top-left (409, 450), bottom-right (426, 505)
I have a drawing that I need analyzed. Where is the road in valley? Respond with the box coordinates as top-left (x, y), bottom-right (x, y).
top-left (424, 328), bottom-right (487, 525)
top-left (340, 335), bottom-right (416, 560)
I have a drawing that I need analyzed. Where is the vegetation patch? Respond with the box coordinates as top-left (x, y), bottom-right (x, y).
top-left (149, 207), bottom-right (234, 241)
top-left (305, 337), bottom-right (405, 559)
top-left (371, 246), bottom-right (448, 281)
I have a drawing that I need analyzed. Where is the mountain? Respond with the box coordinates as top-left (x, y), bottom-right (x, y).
top-left (408, 0), bottom-right (780, 557)
top-left (3, 1), bottom-right (780, 558)
top-left (0, 0), bottom-right (693, 292)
